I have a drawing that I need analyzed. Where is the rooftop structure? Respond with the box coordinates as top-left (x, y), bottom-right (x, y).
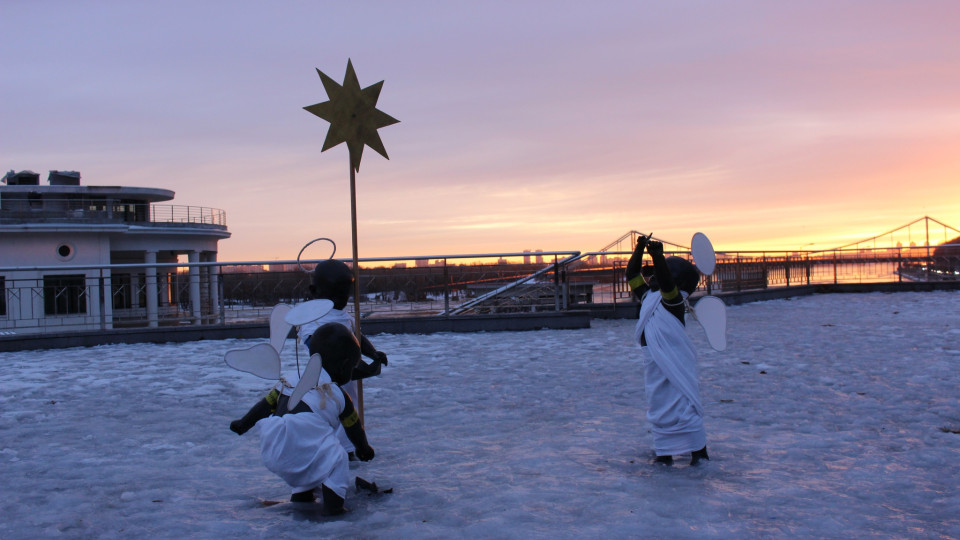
top-left (1, 169), bottom-right (230, 333)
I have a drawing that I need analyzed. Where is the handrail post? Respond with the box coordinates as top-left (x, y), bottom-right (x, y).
top-left (98, 269), bottom-right (107, 330)
top-left (562, 262), bottom-right (569, 311)
top-left (443, 259), bottom-right (450, 316)
top-left (833, 251), bottom-right (838, 284)
top-left (785, 255), bottom-right (791, 287)
top-left (553, 256), bottom-right (560, 312)
top-left (761, 253), bottom-right (767, 288)
top-left (615, 258), bottom-right (622, 306)
top-left (736, 253), bottom-right (743, 292)
top-left (897, 248), bottom-right (903, 283)
top-left (218, 263), bottom-right (226, 324)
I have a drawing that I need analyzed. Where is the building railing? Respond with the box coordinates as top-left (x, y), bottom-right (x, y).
top-left (0, 198), bottom-right (227, 228)
top-left (149, 205), bottom-right (227, 227)
top-left (1, 246), bottom-right (957, 336)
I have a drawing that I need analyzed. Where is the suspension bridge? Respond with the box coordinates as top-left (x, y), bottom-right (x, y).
top-left (823, 216), bottom-right (960, 252)
top-left (594, 216), bottom-right (960, 255)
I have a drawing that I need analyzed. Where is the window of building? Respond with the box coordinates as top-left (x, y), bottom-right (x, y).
top-left (0, 276), bottom-right (6, 316)
top-left (55, 243), bottom-right (76, 261)
top-left (111, 273), bottom-right (145, 310)
top-left (43, 274), bottom-right (88, 315)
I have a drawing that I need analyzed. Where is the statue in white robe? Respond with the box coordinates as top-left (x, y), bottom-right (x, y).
top-left (627, 236), bottom-right (710, 466)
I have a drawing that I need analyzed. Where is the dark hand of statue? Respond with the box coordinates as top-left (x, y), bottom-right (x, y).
top-left (647, 240), bottom-right (664, 256)
top-left (375, 351), bottom-right (388, 367)
top-left (355, 444), bottom-right (375, 461)
top-left (636, 235), bottom-right (648, 251)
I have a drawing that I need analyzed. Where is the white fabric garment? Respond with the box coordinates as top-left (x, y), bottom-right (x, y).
top-left (298, 307), bottom-right (356, 342)
top-left (258, 382), bottom-right (350, 497)
top-left (634, 290), bottom-right (707, 456)
top-left (297, 307), bottom-right (359, 452)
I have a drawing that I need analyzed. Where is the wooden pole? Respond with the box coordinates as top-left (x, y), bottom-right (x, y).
top-left (304, 60), bottom-right (398, 425)
top-left (349, 162), bottom-right (364, 422)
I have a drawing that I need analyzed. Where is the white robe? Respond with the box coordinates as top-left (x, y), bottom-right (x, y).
top-left (298, 308), bottom-right (360, 452)
top-left (634, 291), bottom-right (707, 456)
top-left (258, 382), bottom-right (350, 497)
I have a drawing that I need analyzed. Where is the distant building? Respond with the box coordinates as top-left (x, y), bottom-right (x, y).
top-left (523, 249), bottom-right (545, 265)
top-left (0, 170), bottom-right (230, 333)
top-left (933, 236), bottom-right (960, 275)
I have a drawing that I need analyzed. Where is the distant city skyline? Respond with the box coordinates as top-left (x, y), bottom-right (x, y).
top-left (3, 1), bottom-right (959, 261)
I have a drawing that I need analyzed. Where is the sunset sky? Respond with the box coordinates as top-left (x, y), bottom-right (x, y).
top-left (3, 1), bottom-right (960, 261)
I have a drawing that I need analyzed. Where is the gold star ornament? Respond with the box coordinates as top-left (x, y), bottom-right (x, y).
top-left (304, 59), bottom-right (399, 172)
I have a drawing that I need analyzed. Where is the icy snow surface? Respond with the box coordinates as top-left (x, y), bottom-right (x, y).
top-left (1, 291), bottom-right (959, 539)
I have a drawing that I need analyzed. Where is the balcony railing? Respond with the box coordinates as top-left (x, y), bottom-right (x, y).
top-left (148, 204), bottom-right (227, 227)
top-left (0, 198), bottom-right (226, 228)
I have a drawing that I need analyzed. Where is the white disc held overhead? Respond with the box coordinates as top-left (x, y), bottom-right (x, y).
top-left (693, 296), bottom-right (727, 351)
top-left (284, 299), bottom-right (335, 326)
top-left (691, 232), bottom-right (717, 276)
top-left (224, 343), bottom-right (282, 380)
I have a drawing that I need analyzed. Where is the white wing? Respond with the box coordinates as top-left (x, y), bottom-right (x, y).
top-left (691, 232), bottom-right (716, 276)
top-left (287, 353), bottom-right (324, 411)
top-left (285, 299), bottom-right (335, 326)
top-left (694, 295), bottom-right (727, 351)
top-left (269, 304), bottom-right (293, 353)
top-left (224, 342), bottom-right (282, 379)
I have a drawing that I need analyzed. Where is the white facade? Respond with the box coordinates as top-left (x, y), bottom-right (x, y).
top-left (0, 171), bottom-right (230, 333)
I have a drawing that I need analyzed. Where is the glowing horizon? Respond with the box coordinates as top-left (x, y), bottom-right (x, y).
top-left (3, 2), bottom-right (959, 262)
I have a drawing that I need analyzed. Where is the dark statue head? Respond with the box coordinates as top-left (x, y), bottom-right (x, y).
top-left (666, 256), bottom-right (701, 295)
top-left (310, 259), bottom-right (353, 309)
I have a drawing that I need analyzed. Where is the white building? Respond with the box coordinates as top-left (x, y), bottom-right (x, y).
top-left (0, 170), bottom-right (230, 333)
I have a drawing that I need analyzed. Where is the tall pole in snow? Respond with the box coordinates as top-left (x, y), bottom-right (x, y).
top-left (304, 59), bottom-right (399, 421)
top-left (348, 162), bottom-right (364, 418)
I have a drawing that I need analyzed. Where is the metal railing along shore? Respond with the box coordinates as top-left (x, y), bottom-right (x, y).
top-left (1, 246), bottom-right (957, 337)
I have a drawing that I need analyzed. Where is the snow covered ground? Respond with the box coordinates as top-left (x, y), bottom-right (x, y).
top-left (2, 291), bottom-right (959, 539)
